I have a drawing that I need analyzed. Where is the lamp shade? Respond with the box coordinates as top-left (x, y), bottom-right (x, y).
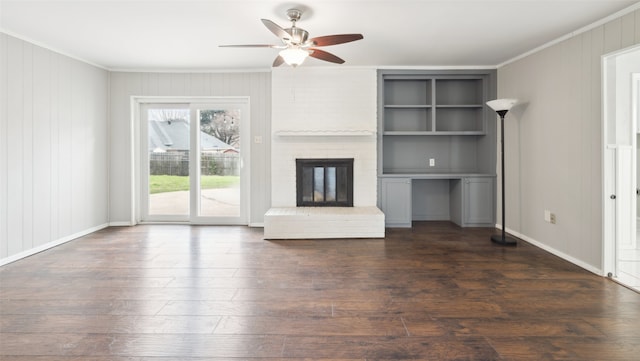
top-left (486, 98), bottom-right (518, 112)
top-left (279, 48), bottom-right (309, 67)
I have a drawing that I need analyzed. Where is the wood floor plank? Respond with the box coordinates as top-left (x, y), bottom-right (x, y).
top-left (0, 299), bottom-right (169, 316)
top-left (157, 300), bottom-right (333, 317)
top-left (0, 333), bottom-right (285, 358)
top-left (281, 335), bottom-right (500, 360)
top-left (213, 315), bottom-right (409, 336)
top-left (0, 314), bottom-right (221, 334)
top-left (1, 222), bottom-right (639, 360)
top-left (449, 318), bottom-right (606, 337)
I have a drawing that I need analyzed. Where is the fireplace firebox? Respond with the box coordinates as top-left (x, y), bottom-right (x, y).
top-left (296, 158), bottom-right (354, 207)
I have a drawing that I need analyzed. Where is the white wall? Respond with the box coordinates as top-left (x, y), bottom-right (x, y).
top-left (497, 9), bottom-right (640, 272)
top-left (270, 67), bottom-right (378, 207)
top-left (108, 72), bottom-right (271, 225)
top-left (0, 33), bottom-right (109, 264)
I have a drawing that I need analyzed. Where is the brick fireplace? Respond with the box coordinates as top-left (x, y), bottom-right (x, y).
top-left (263, 67), bottom-right (385, 239)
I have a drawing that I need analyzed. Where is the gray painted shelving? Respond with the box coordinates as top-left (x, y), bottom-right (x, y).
top-left (377, 70), bottom-right (497, 228)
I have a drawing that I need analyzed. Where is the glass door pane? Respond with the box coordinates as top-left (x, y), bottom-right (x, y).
top-left (196, 107), bottom-right (241, 218)
top-left (143, 105), bottom-right (190, 221)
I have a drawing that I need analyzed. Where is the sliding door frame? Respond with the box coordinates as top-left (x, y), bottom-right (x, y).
top-left (132, 96), bottom-right (250, 225)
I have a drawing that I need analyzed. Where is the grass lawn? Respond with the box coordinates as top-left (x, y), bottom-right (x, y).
top-left (150, 175), bottom-right (239, 194)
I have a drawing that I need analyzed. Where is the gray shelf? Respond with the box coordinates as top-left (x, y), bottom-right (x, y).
top-left (384, 105), bottom-right (432, 108)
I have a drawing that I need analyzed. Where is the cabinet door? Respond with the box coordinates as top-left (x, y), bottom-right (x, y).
top-left (464, 177), bottom-right (494, 226)
top-left (380, 178), bottom-right (412, 228)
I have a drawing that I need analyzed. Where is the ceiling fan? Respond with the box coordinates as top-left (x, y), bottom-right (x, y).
top-left (220, 8), bottom-right (363, 67)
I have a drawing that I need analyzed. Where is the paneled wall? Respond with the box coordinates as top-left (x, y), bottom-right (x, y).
top-left (0, 33), bottom-right (109, 263)
top-left (497, 9), bottom-right (640, 272)
top-left (108, 72), bottom-right (271, 225)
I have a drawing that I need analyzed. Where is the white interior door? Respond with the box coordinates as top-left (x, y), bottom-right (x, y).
top-left (603, 50), bottom-right (640, 292)
top-left (139, 98), bottom-right (249, 225)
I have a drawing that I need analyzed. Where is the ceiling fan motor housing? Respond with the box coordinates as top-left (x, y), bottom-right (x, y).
top-left (285, 27), bottom-right (309, 44)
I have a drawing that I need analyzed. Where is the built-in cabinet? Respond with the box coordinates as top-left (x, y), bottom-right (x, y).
top-left (379, 177), bottom-right (412, 227)
top-left (377, 70), bottom-right (497, 227)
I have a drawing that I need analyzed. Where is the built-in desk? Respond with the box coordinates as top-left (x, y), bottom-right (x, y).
top-left (378, 173), bottom-right (495, 228)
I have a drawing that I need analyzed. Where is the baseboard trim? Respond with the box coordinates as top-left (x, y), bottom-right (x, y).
top-left (499, 225), bottom-right (603, 276)
top-left (0, 223), bottom-right (110, 267)
top-left (249, 222), bottom-right (264, 228)
top-left (109, 221), bottom-right (136, 227)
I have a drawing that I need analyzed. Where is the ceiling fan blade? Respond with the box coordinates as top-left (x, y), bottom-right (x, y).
top-left (219, 44), bottom-right (279, 48)
top-left (272, 55), bottom-right (285, 67)
top-left (309, 49), bottom-right (345, 64)
top-left (261, 19), bottom-right (291, 41)
top-left (309, 34), bottom-right (363, 47)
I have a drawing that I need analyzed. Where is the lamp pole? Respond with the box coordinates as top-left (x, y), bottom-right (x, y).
top-left (486, 99), bottom-right (518, 246)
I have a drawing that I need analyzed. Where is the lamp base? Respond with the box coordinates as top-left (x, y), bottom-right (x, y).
top-left (491, 234), bottom-right (518, 246)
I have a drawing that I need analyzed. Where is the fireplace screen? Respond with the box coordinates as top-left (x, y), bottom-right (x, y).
top-left (296, 158), bottom-right (353, 207)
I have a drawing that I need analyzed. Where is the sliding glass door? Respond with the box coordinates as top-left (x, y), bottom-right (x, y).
top-left (140, 98), bottom-right (248, 224)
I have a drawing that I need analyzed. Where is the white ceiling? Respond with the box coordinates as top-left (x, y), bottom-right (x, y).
top-left (1, 0), bottom-right (638, 71)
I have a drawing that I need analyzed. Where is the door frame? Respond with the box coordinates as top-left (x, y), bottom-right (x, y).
top-left (132, 96), bottom-right (250, 225)
top-left (602, 45), bottom-right (640, 279)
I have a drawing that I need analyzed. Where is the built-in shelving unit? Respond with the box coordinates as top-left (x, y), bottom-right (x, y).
top-left (377, 69), bottom-right (497, 228)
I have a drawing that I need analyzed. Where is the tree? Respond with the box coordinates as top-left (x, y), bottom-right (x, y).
top-left (200, 110), bottom-right (240, 148)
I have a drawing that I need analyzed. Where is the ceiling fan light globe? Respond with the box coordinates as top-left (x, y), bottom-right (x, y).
top-left (279, 48), bottom-right (309, 67)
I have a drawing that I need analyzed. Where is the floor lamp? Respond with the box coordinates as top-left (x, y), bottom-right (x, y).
top-left (487, 98), bottom-right (518, 246)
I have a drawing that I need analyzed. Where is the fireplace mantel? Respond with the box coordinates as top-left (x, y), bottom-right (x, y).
top-left (274, 129), bottom-right (375, 137)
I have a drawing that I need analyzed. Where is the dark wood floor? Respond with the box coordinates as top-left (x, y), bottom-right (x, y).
top-left (1, 222), bottom-right (639, 360)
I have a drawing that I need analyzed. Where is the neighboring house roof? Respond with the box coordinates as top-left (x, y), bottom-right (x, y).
top-left (148, 119), bottom-right (234, 152)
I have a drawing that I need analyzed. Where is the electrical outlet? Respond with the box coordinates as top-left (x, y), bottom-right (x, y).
top-left (429, 158), bottom-right (435, 167)
top-left (550, 213), bottom-right (556, 224)
top-left (544, 210), bottom-right (551, 222)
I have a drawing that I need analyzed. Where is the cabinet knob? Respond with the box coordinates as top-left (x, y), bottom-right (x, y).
top-left (610, 194), bottom-right (616, 200)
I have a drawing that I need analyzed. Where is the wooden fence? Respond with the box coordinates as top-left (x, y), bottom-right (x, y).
top-left (150, 152), bottom-right (239, 176)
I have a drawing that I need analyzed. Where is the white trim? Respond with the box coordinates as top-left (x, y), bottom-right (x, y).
top-left (602, 53), bottom-right (614, 277)
top-left (376, 65), bottom-right (498, 70)
top-left (115, 65), bottom-right (499, 73)
top-left (112, 67), bottom-right (273, 73)
top-left (498, 2), bottom-right (640, 69)
top-left (109, 221), bottom-right (135, 227)
top-left (249, 222), bottom-right (264, 228)
top-left (130, 98), bottom-right (139, 226)
top-left (503, 227), bottom-right (604, 276)
top-left (0, 224), bottom-right (109, 267)
top-left (132, 96), bottom-right (251, 104)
